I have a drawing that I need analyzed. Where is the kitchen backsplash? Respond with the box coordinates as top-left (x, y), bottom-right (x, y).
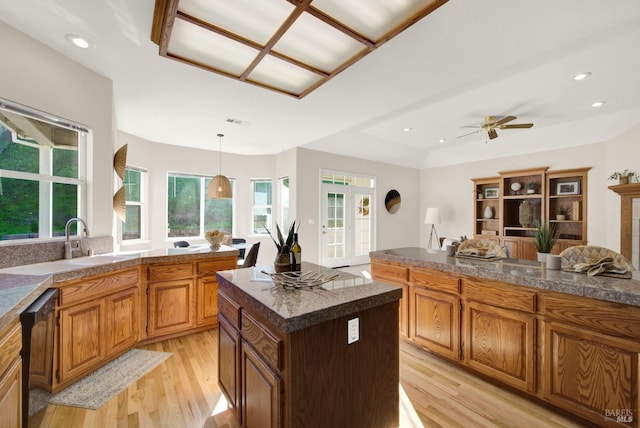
top-left (0, 236), bottom-right (113, 269)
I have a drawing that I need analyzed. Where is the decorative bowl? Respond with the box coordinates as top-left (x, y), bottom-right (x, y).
top-left (205, 230), bottom-right (225, 250)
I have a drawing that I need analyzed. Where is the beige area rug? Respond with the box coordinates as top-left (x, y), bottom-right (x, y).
top-left (45, 349), bottom-right (172, 410)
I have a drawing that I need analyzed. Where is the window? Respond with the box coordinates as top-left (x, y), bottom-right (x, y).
top-left (279, 176), bottom-right (289, 227)
top-left (252, 179), bottom-right (272, 234)
top-left (0, 100), bottom-right (86, 241)
top-left (122, 167), bottom-right (146, 240)
top-left (167, 173), bottom-right (233, 238)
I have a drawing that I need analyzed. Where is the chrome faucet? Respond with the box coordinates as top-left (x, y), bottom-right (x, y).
top-left (65, 217), bottom-right (90, 259)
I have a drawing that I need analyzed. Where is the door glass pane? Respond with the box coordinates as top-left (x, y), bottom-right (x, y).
top-left (354, 193), bottom-right (371, 256)
top-left (326, 192), bottom-right (345, 260)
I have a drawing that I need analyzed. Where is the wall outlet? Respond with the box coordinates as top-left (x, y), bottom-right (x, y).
top-left (348, 318), bottom-right (359, 344)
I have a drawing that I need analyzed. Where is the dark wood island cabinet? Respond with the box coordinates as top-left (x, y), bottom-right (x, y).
top-left (216, 262), bottom-right (402, 428)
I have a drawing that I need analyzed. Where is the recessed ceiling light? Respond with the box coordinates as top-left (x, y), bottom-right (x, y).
top-left (573, 72), bottom-right (592, 81)
top-left (591, 101), bottom-right (606, 108)
top-left (403, 127), bottom-right (412, 132)
top-left (65, 34), bottom-right (91, 49)
top-left (438, 139), bottom-right (446, 143)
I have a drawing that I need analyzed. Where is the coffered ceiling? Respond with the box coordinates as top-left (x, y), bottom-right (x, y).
top-left (1, 0), bottom-right (639, 168)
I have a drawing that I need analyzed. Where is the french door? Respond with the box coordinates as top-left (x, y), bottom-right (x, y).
top-left (320, 184), bottom-right (374, 268)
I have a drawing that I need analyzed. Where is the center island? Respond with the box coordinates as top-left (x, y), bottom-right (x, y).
top-left (215, 262), bottom-right (402, 428)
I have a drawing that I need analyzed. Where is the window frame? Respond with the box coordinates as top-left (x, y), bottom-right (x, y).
top-left (251, 178), bottom-right (273, 235)
top-left (120, 166), bottom-right (147, 242)
top-left (0, 98), bottom-right (87, 242)
top-left (166, 171), bottom-right (235, 241)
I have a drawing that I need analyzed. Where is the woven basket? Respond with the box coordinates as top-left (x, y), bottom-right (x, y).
top-left (559, 245), bottom-right (633, 278)
top-left (456, 238), bottom-right (506, 258)
top-left (113, 144), bottom-right (128, 180)
top-left (113, 187), bottom-right (126, 221)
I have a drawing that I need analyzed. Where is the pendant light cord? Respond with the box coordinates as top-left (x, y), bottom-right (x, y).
top-left (217, 133), bottom-right (224, 176)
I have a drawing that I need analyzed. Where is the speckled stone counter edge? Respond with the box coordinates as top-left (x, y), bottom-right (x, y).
top-left (216, 270), bottom-right (402, 333)
top-left (370, 247), bottom-right (640, 308)
top-left (0, 248), bottom-right (238, 333)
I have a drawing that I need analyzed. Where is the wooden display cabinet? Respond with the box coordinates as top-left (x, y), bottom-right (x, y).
top-left (472, 176), bottom-right (501, 238)
top-left (472, 166), bottom-right (589, 260)
top-left (546, 168), bottom-right (590, 243)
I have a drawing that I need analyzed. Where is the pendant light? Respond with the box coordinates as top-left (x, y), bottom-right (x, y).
top-left (208, 133), bottom-right (232, 198)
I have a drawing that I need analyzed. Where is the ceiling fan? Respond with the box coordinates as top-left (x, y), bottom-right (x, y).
top-left (457, 115), bottom-right (534, 140)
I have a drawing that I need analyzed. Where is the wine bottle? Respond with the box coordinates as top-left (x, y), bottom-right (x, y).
top-left (291, 233), bottom-right (301, 269)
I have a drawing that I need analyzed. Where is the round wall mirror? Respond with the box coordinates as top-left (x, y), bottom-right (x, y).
top-left (385, 189), bottom-right (401, 213)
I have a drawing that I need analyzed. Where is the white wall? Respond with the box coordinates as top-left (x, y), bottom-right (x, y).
top-left (419, 123), bottom-right (640, 252)
top-left (0, 22), bottom-right (114, 237)
top-left (296, 148), bottom-right (421, 265)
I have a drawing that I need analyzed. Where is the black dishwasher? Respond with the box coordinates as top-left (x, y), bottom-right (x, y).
top-left (20, 288), bottom-right (58, 426)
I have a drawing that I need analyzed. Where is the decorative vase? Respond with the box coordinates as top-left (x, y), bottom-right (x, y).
top-left (537, 252), bottom-right (548, 263)
top-left (620, 175), bottom-right (629, 185)
top-left (556, 214), bottom-right (566, 221)
top-left (518, 200), bottom-right (533, 227)
top-left (274, 249), bottom-right (292, 272)
top-left (483, 206), bottom-right (493, 219)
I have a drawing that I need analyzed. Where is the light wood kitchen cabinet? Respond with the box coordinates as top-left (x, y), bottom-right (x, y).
top-left (0, 321), bottom-right (22, 428)
top-left (58, 298), bottom-right (105, 384)
top-left (540, 292), bottom-right (640, 426)
top-left (105, 287), bottom-right (138, 358)
top-left (371, 260), bottom-right (409, 337)
top-left (55, 267), bottom-right (139, 391)
top-left (409, 268), bottom-right (461, 360)
top-left (372, 257), bottom-right (640, 427)
top-left (146, 257), bottom-right (237, 339)
top-left (465, 300), bottom-right (536, 393)
top-left (147, 277), bottom-right (195, 338)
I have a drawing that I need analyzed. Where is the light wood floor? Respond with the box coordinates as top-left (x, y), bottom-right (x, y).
top-left (29, 329), bottom-right (587, 427)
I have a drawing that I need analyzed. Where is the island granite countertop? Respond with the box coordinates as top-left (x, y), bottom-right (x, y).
top-left (370, 247), bottom-right (640, 308)
top-left (216, 261), bottom-right (402, 333)
top-left (0, 245), bottom-right (238, 332)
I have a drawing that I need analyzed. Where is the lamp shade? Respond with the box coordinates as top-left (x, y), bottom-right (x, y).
top-left (424, 207), bottom-right (441, 224)
top-left (208, 175), bottom-right (232, 199)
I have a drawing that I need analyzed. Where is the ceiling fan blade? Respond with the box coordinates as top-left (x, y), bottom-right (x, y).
top-left (488, 129), bottom-right (498, 140)
top-left (500, 123), bottom-right (534, 129)
top-left (493, 115), bottom-right (517, 126)
top-left (456, 129), bottom-right (482, 139)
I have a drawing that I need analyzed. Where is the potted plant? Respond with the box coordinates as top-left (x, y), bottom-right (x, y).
top-left (264, 221), bottom-right (298, 271)
top-left (608, 169), bottom-right (639, 185)
top-left (526, 182), bottom-right (536, 194)
top-left (556, 206), bottom-right (570, 221)
top-left (533, 222), bottom-right (559, 262)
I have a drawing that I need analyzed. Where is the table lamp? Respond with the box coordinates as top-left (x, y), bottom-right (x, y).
top-left (424, 207), bottom-right (441, 249)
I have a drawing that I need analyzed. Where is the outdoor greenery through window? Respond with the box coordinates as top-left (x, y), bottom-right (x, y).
top-left (252, 179), bottom-right (272, 234)
top-left (123, 167), bottom-right (146, 240)
top-left (167, 173), bottom-right (233, 238)
top-left (0, 101), bottom-right (85, 241)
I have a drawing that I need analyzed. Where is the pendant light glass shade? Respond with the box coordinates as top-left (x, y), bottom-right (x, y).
top-left (208, 133), bottom-right (232, 198)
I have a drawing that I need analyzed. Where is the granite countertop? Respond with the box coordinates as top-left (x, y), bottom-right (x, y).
top-left (216, 261), bottom-right (402, 333)
top-left (0, 245), bottom-right (238, 332)
top-left (370, 247), bottom-right (640, 308)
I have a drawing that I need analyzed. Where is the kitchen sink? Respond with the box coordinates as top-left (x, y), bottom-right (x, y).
top-left (69, 254), bottom-right (139, 265)
top-left (0, 260), bottom-right (88, 275)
